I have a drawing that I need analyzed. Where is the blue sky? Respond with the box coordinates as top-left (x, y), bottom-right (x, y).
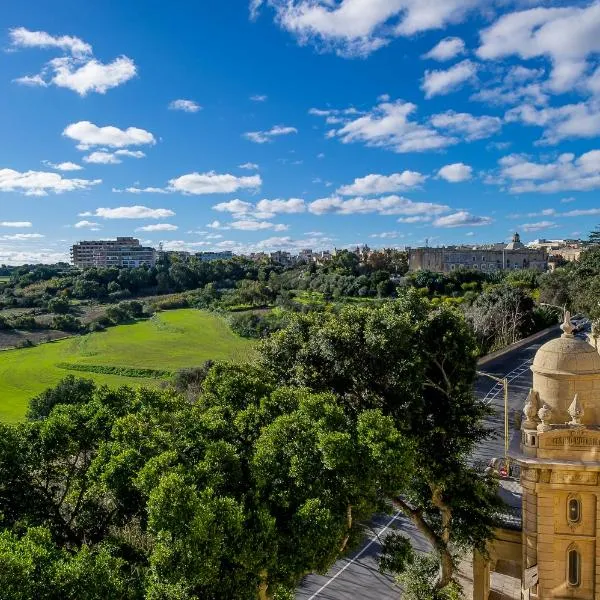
top-left (1, 0), bottom-right (599, 263)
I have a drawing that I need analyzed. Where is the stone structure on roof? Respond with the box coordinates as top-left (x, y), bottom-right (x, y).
top-left (474, 313), bottom-right (600, 599)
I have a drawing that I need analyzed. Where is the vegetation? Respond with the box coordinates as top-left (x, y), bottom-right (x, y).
top-left (0, 310), bottom-right (255, 421)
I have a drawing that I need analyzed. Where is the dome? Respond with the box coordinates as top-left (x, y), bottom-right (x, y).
top-left (532, 335), bottom-right (600, 376)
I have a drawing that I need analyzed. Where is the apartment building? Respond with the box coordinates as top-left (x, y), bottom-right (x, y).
top-left (408, 233), bottom-right (547, 273)
top-left (71, 237), bottom-right (157, 269)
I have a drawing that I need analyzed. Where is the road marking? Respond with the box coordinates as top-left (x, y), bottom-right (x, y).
top-left (306, 511), bottom-right (402, 600)
top-left (482, 358), bottom-right (533, 405)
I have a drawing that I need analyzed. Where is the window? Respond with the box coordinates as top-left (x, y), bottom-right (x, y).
top-left (568, 547), bottom-right (581, 587)
top-left (568, 497), bottom-right (581, 524)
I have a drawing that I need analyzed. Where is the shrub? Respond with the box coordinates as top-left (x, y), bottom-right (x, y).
top-left (51, 314), bottom-right (83, 332)
top-left (47, 297), bottom-right (71, 314)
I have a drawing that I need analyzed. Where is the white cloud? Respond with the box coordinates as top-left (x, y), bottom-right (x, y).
top-left (136, 223), bottom-right (178, 232)
top-left (0, 221), bottom-right (32, 228)
top-left (2, 233), bottom-right (44, 240)
top-left (521, 220), bottom-right (557, 232)
top-left (438, 163), bottom-right (473, 183)
top-left (239, 162), bottom-right (259, 170)
top-left (250, 94), bottom-right (268, 102)
top-left (429, 110), bottom-right (502, 141)
top-left (0, 249), bottom-right (68, 265)
top-left (423, 37), bottom-right (466, 61)
top-left (43, 161), bottom-right (83, 171)
top-left (256, 198), bottom-right (306, 213)
top-left (308, 194), bottom-right (449, 216)
top-left (169, 171), bottom-right (262, 195)
top-left (9, 27), bottom-right (91, 57)
top-left (433, 211), bottom-right (492, 227)
top-left (213, 199), bottom-right (254, 214)
top-left (337, 171), bottom-right (426, 196)
top-left (421, 59), bottom-right (477, 99)
top-left (0, 168), bottom-right (100, 196)
top-left (561, 196), bottom-right (576, 203)
top-left (244, 125), bottom-right (298, 143)
top-left (477, 3), bottom-right (600, 93)
top-left (497, 150), bottom-right (600, 193)
top-left (562, 208), bottom-right (600, 217)
top-left (169, 99), bottom-right (202, 112)
top-left (115, 149), bottom-right (146, 158)
top-left (471, 65), bottom-right (547, 106)
top-left (254, 0), bottom-right (481, 58)
top-left (63, 121), bottom-right (155, 150)
top-left (231, 220), bottom-right (288, 231)
top-left (86, 206), bottom-right (175, 219)
top-left (397, 216), bottom-right (431, 223)
top-left (505, 101), bottom-right (600, 145)
top-left (370, 231), bottom-right (400, 239)
top-left (324, 98), bottom-right (457, 153)
top-left (207, 220), bottom-right (230, 230)
top-left (74, 220), bottom-right (100, 229)
top-left (83, 151), bottom-right (121, 165)
top-left (112, 186), bottom-right (169, 194)
top-left (10, 27), bottom-right (136, 96)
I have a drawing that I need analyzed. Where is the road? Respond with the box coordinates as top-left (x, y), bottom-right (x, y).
top-left (295, 328), bottom-right (560, 600)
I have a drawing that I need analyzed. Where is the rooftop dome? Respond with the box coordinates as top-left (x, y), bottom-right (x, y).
top-left (532, 313), bottom-right (600, 376)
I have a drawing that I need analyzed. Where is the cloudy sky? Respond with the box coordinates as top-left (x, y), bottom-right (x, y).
top-left (1, 0), bottom-right (600, 263)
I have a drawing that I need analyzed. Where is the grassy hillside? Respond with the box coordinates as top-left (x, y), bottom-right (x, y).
top-left (0, 309), bottom-right (256, 422)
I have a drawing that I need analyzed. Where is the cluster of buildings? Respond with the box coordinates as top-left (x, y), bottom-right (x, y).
top-left (70, 238), bottom-right (233, 269)
top-left (406, 233), bottom-right (592, 274)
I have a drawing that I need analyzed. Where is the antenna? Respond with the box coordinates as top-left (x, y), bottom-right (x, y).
top-left (159, 242), bottom-right (164, 252)
top-left (425, 238), bottom-right (429, 248)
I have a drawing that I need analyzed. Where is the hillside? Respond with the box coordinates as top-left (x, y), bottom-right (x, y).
top-left (0, 309), bottom-right (256, 422)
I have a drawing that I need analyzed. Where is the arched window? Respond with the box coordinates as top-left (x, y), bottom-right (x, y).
top-left (568, 547), bottom-right (581, 587)
top-left (568, 497), bottom-right (581, 524)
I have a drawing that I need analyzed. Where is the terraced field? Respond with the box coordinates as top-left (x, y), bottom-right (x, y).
top-left (0, 309), bottom-right (256, 422)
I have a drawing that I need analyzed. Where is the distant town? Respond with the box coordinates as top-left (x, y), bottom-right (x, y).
top-left (70, 233), bottom-right (590, 273)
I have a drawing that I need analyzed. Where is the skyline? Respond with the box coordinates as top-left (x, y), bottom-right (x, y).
top-left (1, 1), bottom-right (600, 264)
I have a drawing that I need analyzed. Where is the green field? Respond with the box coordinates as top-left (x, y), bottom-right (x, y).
top-left (0, 309), bottom-right (256, 422)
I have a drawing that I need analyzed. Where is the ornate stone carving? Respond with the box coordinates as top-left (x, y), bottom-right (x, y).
top-left (539, 469), bottom-right (552, 483)
top-left (561, 310), bottom-right (575, 338)
top-left (523, 389), bottom-right (540, 430)
top-left (550, 471), bottom-right (597, 485)
top-left (522, 468), bottom-right (539, 483)
top-left (537, 403), bottom-right (553, 432)
top-left (568, 394), bottom-right (584, 428)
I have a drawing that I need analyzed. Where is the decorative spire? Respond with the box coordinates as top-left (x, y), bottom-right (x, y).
top-left (568, 394), bottom-right (584, 428)
top-left (537, 403), bottom-right (553, 432)
top-left (523, 389), bottom-right (540, 430)
top-left (561, 310), bottom-right (575, 338)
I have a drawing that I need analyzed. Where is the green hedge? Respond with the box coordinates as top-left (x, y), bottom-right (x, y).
top-left (56, 363), bottom-right (172, 379)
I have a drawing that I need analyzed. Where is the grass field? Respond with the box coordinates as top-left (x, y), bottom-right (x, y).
top-left (0, 309), bottom-right (256, 422)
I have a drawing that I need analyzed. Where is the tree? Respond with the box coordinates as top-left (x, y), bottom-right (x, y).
top-left (260, 291), bottom-right (501, 592)
top-left (589, 225), bottom-right (600, 245)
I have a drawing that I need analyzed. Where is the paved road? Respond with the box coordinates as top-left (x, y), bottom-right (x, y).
top-left (295, 328), bottom-right (560, 600)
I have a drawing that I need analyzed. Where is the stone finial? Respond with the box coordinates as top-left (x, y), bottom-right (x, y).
top-left (523, 389), bottom-right (540, 430)
top-left (561, 310), bottom-right (575, 338)
top-left (568, 394), bottom-right (584, 428)
top-left (537, 403), bottom-right (553, 432)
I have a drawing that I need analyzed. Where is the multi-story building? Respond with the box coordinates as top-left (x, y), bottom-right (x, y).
top-left (408, 233), bottom-right (547, 274)
top-left (71, 237), bottom-right (157, 269)
top-left (270, 250), bottom-right (294, 266)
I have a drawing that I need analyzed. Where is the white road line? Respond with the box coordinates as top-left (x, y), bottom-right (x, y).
top-left (482, 359), bottom-right (533, 405)
top-left (306, 511), bottom-right (402, 600)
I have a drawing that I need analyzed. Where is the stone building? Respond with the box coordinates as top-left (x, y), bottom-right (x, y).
top-left (408, 233), bottom-right (547, 274)
top-left (71, 237), bottom-right (157, 269)
top-left (474, 314), bottom-right (600, 598)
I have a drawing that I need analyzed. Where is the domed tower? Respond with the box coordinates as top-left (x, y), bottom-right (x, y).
top-left (516, 313), bottom-right (600, 599)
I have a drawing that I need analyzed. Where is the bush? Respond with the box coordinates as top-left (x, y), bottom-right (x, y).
top-left (10, 314), bottom-right (38, 330)
top-left (51, 314), bottom-right (83, 332)
top-left (171, 361), bottom-right (214, 396)
top-left (47, 297), bottom-right (71, 314)
top-left (229, 311), bottom-right (287, 339)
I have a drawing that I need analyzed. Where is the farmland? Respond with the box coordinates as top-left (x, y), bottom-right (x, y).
top-left (0, 309), bottom-right (256, 422)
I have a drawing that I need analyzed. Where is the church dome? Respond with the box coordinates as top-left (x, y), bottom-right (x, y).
top-left (532, 335), bottom-right (600, 376)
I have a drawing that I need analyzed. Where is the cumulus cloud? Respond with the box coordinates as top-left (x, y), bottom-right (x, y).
top-left (230, 220), bottom-right (288, 231)
top-left (497, 150), bottom-right (600, 193)
top-left (0, 168), bottom-right (100, 196)
top-left (2, 233), bottom-right (44, 240)
top-left (429, 110), bottom-right (502, 141)
top-left (112, 186), bottom-right (169, 194)
top-left (213, 200), bottom-right (254, 215)
top-left (63, 121), bottom-right (155, 150)
top-left (169, 99), bottom-right (202, 112)
top-left (83, 151), bottom-right (121, 165)
top-left (370, 231), bottom-right (400, 239)
top-left (74, 220), bottom-right (100, 229)
top-left (10, 28), bottom-right (136, 96)
top-left (136, 223), bottom-right (179, 232)
top-left (421, 59), bottom-right (478, 98)
top-left (244, 125), bottom-right (298, 144)
top-left (43, 161), bottom-right (83, 171)
top-left (0, 221), bottom-right (32, 228)
top-left (252, 0), bottom-right (481, 58)
top-left (423, 37), bottom-right (466, 61)
top-left (239, 162), bottom-right (259, 170)
top-left (520, 220), bottom-right (557, 232)
top-left (250, 94), bottom-right (268, 102)
top-left (168, 172), bottom-right (262, 194)
top-left (256, 198), bottom-right (306, 214)
top-left (477, 3), bottom-right (600, 93)
top-left (323, 98), bottom-right (457, 153)
top-left (438, 163), bottom-right (473, 183)
top-left (433, 211), bottom-right (492, 227)
top-left (84, 206), bottom-right (176, 219)
top-left (337, 171), bottom-right (426, 195)
top-left (308, 194), bottom-right (449, 216)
